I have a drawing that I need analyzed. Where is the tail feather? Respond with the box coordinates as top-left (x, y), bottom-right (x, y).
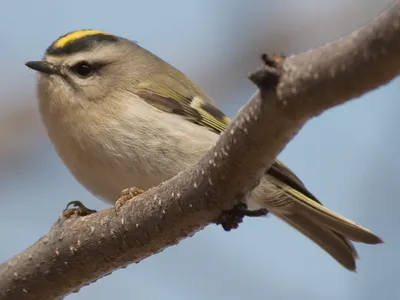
top-left (274, 212), bottom-right (358, 271)
top-left (252, 176), bottom-right (383, 271)
top-left (280, 185), bottom-right (383, 245)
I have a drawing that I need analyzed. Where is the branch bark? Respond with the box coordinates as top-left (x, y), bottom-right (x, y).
top-left (1, 2), bottom-right (400, 299)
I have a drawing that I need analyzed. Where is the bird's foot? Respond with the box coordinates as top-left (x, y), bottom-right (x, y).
top-left (115, 187), bottom-right (145, 212)
top-left (216, 203), bottom-right (269, 231)
top-left (63, 200), bottom-right (97, 218)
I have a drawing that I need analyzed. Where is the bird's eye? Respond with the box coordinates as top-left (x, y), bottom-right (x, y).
top-left (71, 61), bottom-right (93, 77)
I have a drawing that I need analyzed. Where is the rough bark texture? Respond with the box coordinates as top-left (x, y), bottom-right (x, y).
top-left (0, 2), bottom-right (399, 299)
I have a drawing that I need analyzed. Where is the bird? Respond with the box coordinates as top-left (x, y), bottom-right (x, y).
top-left (25, 29), bottom-right (383, 271)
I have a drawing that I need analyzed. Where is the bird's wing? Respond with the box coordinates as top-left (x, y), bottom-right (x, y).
top-left (135, 66), bottom-right (319, 204)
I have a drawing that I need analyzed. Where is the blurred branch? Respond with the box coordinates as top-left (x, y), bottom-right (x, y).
top-left (0, 2), bottom-right (400, 299)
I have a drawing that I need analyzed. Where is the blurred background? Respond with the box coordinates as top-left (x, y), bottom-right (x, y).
top-left (1, 0), bottom-right (399, 299)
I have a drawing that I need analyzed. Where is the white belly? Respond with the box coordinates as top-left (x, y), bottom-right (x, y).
top-left (43, 99), bottom-right (219, 203)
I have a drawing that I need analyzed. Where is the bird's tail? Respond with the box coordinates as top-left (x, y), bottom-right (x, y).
top-left (254, 177), bottom-right (383, 271)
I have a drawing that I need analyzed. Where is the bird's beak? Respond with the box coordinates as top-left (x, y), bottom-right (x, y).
top-left (25, 61), bottom-right (57, 75)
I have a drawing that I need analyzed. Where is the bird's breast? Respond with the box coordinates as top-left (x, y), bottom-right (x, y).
top-left (42, 100), bottom-right (218, 204)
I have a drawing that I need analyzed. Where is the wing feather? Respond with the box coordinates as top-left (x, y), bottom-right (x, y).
top-left (136, 63), bottom-right (320, 205)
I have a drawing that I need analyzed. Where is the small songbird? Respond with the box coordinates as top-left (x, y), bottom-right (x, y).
top-left (25, 29), bottom-right (383, 271)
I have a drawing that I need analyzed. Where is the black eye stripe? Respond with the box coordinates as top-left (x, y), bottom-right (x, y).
top-left (71, 62), bottom-right (93, 77)
top-left (75, 63), bottom-right (91, 76)
top-left (70, 61), bottom-right (105, 77)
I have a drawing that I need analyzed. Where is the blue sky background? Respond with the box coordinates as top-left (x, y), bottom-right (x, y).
top-left (1, 1), bottom-right (399, 299)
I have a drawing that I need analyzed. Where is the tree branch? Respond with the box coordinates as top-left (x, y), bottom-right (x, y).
top-left (1, 2), bottom-right (399, 299)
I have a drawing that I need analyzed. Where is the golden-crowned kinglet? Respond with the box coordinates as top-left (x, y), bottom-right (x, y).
top-left (25, 29), bottom-right (382, 271)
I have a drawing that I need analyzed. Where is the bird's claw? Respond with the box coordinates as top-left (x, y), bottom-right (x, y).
top-left (115, 187), bottom-right (144, 212)
top-left (63, 200), bottom-right (97, 218)
top-left (216, 203), bottom-right (269, 231)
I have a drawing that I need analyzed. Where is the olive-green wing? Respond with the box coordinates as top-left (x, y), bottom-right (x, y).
top-left (135, 62), bottom-right (230, 134)
top-left (267, 160), bottom-right (321, 204)
top-left (135, 63), bottom-right (319, 203)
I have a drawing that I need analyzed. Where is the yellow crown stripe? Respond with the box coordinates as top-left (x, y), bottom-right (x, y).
top-left (53, 30), bottom-right (111, 48)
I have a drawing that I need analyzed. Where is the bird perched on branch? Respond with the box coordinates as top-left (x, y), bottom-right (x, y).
top-left (26, 29), bottom-right (383, 271)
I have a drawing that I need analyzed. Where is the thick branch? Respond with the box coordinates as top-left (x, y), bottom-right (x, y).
top-left (1, 2), bottom-right (399, 299)
top-left (277, 1), bottom-right (400, 119)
